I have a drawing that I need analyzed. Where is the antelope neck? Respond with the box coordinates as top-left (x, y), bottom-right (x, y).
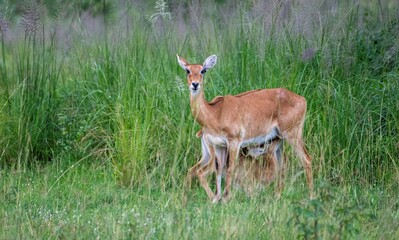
top-left (190, 90), bottom-right (216, 129)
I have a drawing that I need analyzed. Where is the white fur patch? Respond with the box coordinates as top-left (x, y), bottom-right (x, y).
top-left (240, 128), bottom-right (278, 148)
top-left (204, 133), bottom-right (228, 147)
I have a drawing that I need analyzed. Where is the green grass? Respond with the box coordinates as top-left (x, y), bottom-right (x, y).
top-left (1, 0), bottom-right (399, 239)
top-left (1, 162), bottom-right (398, 239)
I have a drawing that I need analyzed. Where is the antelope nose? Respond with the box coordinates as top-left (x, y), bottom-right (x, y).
top-left (192, 82), bottom-right (199, 90)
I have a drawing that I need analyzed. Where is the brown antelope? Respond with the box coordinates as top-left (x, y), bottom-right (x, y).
top-left (177, 54), bottom-right (313, 202)
top-left (186, 128), bottom-right (286, 199)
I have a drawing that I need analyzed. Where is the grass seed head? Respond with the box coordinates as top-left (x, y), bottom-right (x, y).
top-left (0, 16), bottom-right (9, 33)
top-left (21, 0), bottom-right (43, 36)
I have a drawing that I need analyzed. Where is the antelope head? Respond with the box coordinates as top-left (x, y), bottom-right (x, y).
top-left (176, 54), bottom-right (217, 95)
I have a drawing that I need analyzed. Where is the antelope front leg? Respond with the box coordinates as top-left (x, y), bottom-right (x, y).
top-left (212, 146), bottom-right (227, 203)
top-left (222, 144), bottom-right (239, 202)
top-left (197, 146), bottom-right (218, 201)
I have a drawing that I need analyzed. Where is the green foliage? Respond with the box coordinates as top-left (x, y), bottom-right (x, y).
top-left (0, 19), bottom-right (61, 165)
top-left (1, 164), bottom-right (397, 239)
top-left (0, 0), bottom-right (398, 238)
top-left (289, 182), bottom-right (376, 239)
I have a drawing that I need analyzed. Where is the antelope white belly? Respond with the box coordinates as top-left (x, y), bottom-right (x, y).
top-left (240, 127), bottom-right (279, 148)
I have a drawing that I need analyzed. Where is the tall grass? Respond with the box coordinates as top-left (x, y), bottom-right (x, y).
top-left (0, 0), bottom-right (398, 186)
top-left (0, 3), bottom-right (62, 167)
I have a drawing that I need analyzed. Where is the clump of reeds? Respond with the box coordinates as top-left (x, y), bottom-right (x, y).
top-left (0, 0), bottom-right (62, 167)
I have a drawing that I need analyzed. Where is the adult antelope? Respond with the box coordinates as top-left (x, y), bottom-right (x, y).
top-left (177, 54), bottom-right (313, 202)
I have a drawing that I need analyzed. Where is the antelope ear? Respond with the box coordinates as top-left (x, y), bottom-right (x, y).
top-left (177, 54), bottom-right (189, 70)
top-left (202, 55), bottom-right (217, 70)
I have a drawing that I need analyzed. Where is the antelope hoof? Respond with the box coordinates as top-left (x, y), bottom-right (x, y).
top-left (212, 195), bottom-right (221, 204)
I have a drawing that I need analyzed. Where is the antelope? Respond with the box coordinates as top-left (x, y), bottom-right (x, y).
top-left (185, 128), bottom-right (286, 199)
top-left (233, 138), bottom-right (287, 197)
top-left (177, 54), bottom-right (313, 202)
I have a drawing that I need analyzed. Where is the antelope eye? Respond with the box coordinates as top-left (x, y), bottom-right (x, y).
top-left (200, 69), bottom-right (207, 74)
top-left (186, 69), bottom-right (190, 74)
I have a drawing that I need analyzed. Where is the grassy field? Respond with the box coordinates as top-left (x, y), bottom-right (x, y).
top-left (1, 0), bottom-right (399, 239)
